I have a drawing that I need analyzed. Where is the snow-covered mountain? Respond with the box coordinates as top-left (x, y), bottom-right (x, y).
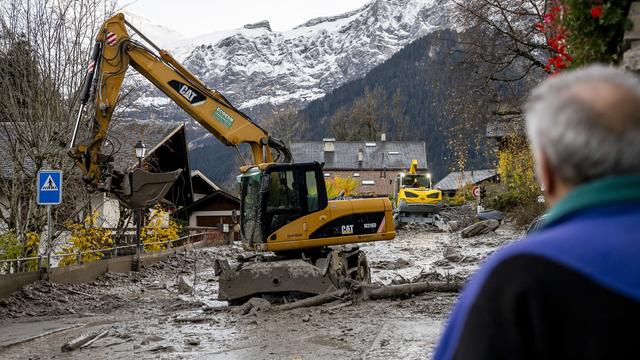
top-left (126, 0), bottom-right (455, 122)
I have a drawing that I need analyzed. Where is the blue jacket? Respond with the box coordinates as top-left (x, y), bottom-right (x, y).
top-left (433, 175), bottom-right (640, 360)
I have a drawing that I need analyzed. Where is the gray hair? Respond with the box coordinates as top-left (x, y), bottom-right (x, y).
top-left (525, 65), bottom-right (640, 184)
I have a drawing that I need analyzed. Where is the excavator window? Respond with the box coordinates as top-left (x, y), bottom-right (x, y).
top-left (239, 168), bottom-right (263, 244)
top-left (268, 171), bottom-right (299, 210)
top-left (261, 164), bottom-right (327, 238)
top-left (402, 175), bottom-right (430, 188)
top-left (265, 170), bottom-right (302, 235)
top-left (305, 171), bottom-right (319, 212)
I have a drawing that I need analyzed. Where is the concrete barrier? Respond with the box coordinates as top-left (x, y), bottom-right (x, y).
top-left (0, 235), bottom-right (222, 298)
top-left (0, 272), bottom-right (42, 300)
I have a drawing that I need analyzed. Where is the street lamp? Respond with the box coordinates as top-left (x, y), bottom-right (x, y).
top-left (134, 140), bottom-right (146, 167)
top-left (134, 140), bottom-right (146, 271)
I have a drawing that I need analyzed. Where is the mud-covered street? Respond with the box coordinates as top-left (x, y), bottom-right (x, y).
top-left (0, 223), bottom-right (521, 359)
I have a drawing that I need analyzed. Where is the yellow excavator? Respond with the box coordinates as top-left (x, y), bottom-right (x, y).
top-left (68, 13), bottom-right (395, 303)
top-left (392, 160), bottom-right (448, 229)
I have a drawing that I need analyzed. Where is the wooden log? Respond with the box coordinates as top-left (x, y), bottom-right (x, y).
top-left (360, 281), bottom-right (462, 300)
top-left (272, 281), bottom-right (461, 312)
top-left (80, 330), bottom-right (109, 349)
top-left (274, 289), bottom-right (347, 311)
top-left (61, 331), bottom-right (106, 352)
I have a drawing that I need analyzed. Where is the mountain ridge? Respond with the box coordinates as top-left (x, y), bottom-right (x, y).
top-left (125, 0), bottom-right (455, 122)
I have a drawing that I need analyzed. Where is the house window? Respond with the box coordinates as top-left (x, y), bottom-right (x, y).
top-left (362, 180), bottom-right (375, 185)
top-left (324, 173), bottom-right (331, 177)
top-left (353, 173), bottom-right (360, 177)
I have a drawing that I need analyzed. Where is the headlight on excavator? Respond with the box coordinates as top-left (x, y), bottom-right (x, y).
top-left (427, 193), bottom-right (440, 199)
top-left (404, 191), bottom-right (419, 198)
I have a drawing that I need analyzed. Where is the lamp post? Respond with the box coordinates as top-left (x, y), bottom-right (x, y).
top-left (134, 140), bottom-right (146, 167)
top-left (134, 140), bottom-right (146, 271)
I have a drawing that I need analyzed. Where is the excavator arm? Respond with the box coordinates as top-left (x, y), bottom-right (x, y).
top-left (69, 13), bottom-right (290, 208)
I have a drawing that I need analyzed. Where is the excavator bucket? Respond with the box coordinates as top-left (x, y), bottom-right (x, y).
top-left (114, 168), bottom-right (182, 209)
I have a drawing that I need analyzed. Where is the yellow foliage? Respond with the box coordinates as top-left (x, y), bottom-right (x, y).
top-left (325, 176), bottom-right (359, 198)
top-left (23, 232), bottom-right (40, 271)
top-left (0, 231), bottom-right (40, 271)
top-left (59, 211), bottom-right (112, 266)
top-left (497, 136), bottom-right (541, 199)
top-left (445, 183), bottom-right (474, 206)
top-left (25, 232), bottom-right (39, 253)
top-left (141, 205), bottom-right (181, 251)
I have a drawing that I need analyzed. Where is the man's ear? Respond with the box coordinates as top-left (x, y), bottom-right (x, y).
top-left (536, 151), bottom-right (556, 202)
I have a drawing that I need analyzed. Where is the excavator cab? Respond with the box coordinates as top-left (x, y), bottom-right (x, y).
top-left (238, 162), bottom-right (327, 248)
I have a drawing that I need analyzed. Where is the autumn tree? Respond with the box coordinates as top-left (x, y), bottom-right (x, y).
top-left (0, 0), bottom-right (117, 256)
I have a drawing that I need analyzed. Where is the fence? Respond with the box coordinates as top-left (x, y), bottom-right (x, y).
top-left (0, 231), bottom-right (222, 275)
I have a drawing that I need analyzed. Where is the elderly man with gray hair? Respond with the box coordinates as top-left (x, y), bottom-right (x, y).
top-left (433, 65), bottom-right (640, 360)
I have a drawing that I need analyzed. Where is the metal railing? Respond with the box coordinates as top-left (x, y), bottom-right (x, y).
top-left (0, 232), bottom-right (211, 274)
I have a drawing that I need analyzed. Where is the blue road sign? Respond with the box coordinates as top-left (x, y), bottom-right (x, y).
top-left (37, 170), bottom-right (62, 205)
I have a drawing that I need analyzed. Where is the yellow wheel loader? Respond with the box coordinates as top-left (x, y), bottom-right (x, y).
top-left (392, 160), bottom-right (451, 230)
top-left (68, 14), bottom-right (395, 303)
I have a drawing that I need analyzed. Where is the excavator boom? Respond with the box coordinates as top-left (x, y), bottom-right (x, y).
top-left (69, 14), bottom-right (290, 208)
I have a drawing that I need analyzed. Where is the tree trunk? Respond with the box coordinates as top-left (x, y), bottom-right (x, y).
top-left (274, 289), bottom-right (347, 311)
top-left (360, 281), bottom-right (462, 300)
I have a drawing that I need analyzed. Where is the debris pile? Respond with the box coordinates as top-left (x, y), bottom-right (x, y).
top-left (0, 247), bottom-right (240, 320)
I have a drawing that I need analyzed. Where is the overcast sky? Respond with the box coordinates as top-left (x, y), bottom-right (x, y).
top-left (119, 0), bottom-right (370, 36)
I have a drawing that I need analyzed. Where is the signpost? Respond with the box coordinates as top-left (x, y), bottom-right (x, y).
top-left (37, 170), bottom-right (63, 271)
top-left (472, 185), bottom-right (480, 199)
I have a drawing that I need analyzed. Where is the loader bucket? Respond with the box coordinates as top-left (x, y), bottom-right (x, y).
top-left (114, 168), bottom-right (182, 209)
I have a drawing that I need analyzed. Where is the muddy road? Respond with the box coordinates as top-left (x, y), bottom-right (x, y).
top-left (0, 224), bottom-right (521, 359)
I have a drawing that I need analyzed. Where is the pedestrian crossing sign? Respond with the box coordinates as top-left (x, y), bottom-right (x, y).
top-left (37, 170), bottom-right (62, 205)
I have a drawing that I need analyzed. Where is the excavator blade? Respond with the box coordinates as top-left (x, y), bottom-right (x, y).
top-left (114, 168), bottom-right (182, 209)
top-left (215, 247), bottom-right (371, 304)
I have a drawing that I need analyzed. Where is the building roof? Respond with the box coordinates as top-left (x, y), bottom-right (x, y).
top-left (191, 170), bottom-right (220, 193)
top-left (290, 141), bottom-right (427, 170)
top-left (104, 120), bottom-right (184, 172)
top-left (434, 169), bottom-right (498, 191)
